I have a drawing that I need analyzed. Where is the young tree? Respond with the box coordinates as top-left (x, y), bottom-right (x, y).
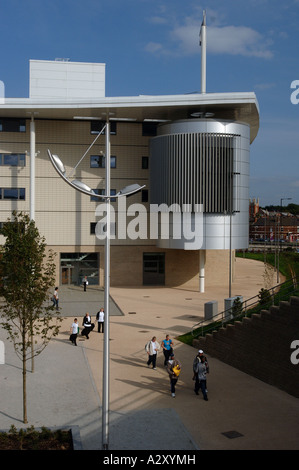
top-left (231, 296), bottom-right (243, 318)
top-left (0, 211), bottom-right (62, 423)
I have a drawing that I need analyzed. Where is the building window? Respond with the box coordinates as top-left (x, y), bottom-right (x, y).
top-left (90, 222), bottom-right (96, 235)
top-left (143, 252), bottom-right (165, 285)
top-left (0, 118), bottom-right (26, 132)
top-left (141, 189), bottom-right (148, 203)
top-left (0, 153), bottom-right (26, 166)
top-left (142, 156), bottom-right (149, 169)
top-left (90, 120), bottom-right (117, 135)
top-left (90, 155), bottom-right (117, 168)
top-left (0, 188), bottom-right (25, 200)
top-left (91, 188), bottom-right (116, 202)
top-left (142, 122), bottom-right (157, 136)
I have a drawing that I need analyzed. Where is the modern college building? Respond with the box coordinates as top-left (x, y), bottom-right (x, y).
top-left (0, 59), bottom-right (259, 290)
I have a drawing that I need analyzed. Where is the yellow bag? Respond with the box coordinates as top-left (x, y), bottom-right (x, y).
top-left (172, 364), bottom-right (181, 377)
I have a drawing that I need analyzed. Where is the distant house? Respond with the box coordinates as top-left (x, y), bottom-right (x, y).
top-left (249, 209), bottom-right (299, 242)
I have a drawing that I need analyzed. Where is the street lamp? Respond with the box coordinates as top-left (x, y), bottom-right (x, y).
top-left (48, 119), bottom-right (145, 450)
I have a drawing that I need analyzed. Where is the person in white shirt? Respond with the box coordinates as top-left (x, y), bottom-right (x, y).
top-left (96, 308), bottom-right (105, 333)
top-left (70, 318), bottom-right (79, 346)
top-left (145, 336), bottom-right (160, 369)
top-left (83, 276), bottom-right (88, 292)
top-left (52, 287), bottom-right (59, 310)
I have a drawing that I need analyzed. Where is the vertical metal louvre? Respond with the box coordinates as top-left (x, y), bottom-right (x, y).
top-left (150, 132), bottom-right (240, 213)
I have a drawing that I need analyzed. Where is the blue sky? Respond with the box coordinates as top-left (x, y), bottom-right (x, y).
top-left (0, 0), bottom-right (298, 207)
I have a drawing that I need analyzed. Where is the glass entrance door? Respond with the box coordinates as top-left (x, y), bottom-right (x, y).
top-left (143, 252), bottom-right (165, 285)
top-left (61, 266), bottom-right (74, 285)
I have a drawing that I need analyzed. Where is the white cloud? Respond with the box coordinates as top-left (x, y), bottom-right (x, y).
top-left (207, 26), bottom-right (273, 58)
top-left (149, 16), bottom-right (168, 25)
top-left (169, 23), bottom-right (273, 58)
top-left (254, 83), bottom-right (276, 91)
top-left (145, 10), bottom-right (273, 59)
top-left (144, 42), bottom-right (163, 54)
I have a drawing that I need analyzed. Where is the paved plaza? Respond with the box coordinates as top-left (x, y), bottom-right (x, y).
top-left (0, 257), bottom-right (299, 451)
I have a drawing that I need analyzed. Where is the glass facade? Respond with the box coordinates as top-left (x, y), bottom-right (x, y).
top-left (60, 252), bottom-right (99, 286)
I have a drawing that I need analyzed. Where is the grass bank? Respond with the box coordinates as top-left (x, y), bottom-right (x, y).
top-left (177, 251), bottom-right (299, 347)
top-left (236, 250), bottom-right (299, 279)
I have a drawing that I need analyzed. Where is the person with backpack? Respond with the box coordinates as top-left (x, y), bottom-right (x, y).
top-left (166, 353), bottom-right (181, 398)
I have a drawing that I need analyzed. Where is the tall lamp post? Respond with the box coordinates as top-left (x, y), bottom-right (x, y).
top-left (277, 197), bottom-right (292, 283)
top-left (48, 118), bottom-right (145, 450)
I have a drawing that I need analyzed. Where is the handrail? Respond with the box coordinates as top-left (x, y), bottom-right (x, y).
top-left (191, 276), bottom-right (298, 339)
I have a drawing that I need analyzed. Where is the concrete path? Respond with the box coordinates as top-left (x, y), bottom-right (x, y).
top-left (0, 257), bottom-right (299, 451)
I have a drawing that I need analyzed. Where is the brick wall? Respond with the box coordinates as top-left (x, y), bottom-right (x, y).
top-left (193, 296), bottom-right (299, 398)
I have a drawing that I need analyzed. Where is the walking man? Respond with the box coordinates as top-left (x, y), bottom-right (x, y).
top-left (145, 336), bottom-right (160, 370)
top-left (96, 308), bottom-right (105, 333)
top-left (193, 354), bottom-right (209, 401)
top-left (52, 287), bottom-right (59, 310)
top-left (193, 349), bottom-right (209, 395)
top-left (70, 318), bottom-right (79, 346)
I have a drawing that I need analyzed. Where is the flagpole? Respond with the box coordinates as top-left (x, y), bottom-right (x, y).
top-left (200, 10), bottom-right (206, 94)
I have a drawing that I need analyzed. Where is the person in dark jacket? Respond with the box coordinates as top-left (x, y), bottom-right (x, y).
top-left (81, 313), bottom-right (94, 339)
top-left (193, 354), bottom-right (209, 401)
top-left (193, 349), bottom-right (209, 397)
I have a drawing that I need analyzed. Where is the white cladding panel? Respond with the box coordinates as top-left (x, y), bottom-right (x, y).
top-left (29, 60), bottom-right (105, 99)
